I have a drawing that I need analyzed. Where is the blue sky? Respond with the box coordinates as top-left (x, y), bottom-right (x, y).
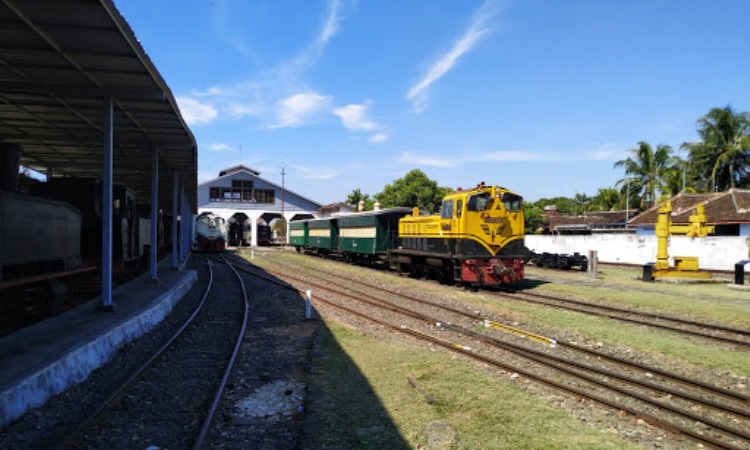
top-left (116, 0), bottom-right (749, 205)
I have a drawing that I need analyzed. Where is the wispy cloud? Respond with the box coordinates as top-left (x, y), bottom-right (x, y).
top-left (270, 92), bottom-right (332, 128)
top-left (176, 96), bottom-right (219, 126)
top-left (209, 143), bottom-right (237, 152)
top-left (227, 103), bottom-right (259, 118)
top-left (587, 143), bottom-right (629, 161)
top-left (406, 0), bottom-right (501, 113)
top-left (179, 0), bottom-right (348, 128)
top-left (397, 149), bottom-right (548, 167)
top-left (292, 163), bottom-right (339, 180)
top-left (369, 133), bottom-right (389, 144)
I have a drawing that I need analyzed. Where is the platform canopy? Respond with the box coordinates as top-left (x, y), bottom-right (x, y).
top-left (0, 0), bottom-right (197, 211)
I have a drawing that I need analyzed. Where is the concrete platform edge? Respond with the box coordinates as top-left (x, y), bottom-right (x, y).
top-left (0, 270), bottom-right (197, 428)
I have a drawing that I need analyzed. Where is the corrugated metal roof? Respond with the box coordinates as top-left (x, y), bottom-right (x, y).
top-left (0, 0), bottom-right (197, 211)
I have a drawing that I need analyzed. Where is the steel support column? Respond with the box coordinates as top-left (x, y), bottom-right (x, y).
top-left (172, 171), bottom-right (179, 268)
top-left (101, 96), bottom-right (113, 310)
top-left (180, 184), bottom-right (188, 261)
top-left (150, 147), bottom-right (159, 280)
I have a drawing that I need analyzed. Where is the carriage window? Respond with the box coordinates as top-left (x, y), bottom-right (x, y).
top-left (467, 193), bottom-right (490, 211)
top-left (501, 192), bottom-right (523, 212)
top-left (441, 200), bottom-right (454, 219)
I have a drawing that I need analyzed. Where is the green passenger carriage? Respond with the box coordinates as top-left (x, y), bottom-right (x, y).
top-left (289, 220), bottom-right (308, 250)
top-left (337, 207), bottom-right (412, 256)
top-left (306, 217), bottom-right (339, 253)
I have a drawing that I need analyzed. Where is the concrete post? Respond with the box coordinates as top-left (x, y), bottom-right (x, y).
top-left (588, 250), bottom-right (598, 278)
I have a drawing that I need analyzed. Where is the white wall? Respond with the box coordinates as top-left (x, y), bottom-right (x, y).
top-left (526, 234), bottom-right (750, 271)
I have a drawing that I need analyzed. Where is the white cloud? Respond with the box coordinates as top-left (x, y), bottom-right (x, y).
top-left (406, 0), bottom-right (500, 113)
top-left (176, 96), bottom-right (219, 125)
top-left (587, 143), bottom-right (628, 161)
top-left (397, 151), bottom-right (456, 168)
top-left (369, 133), bottom-right (389, 144)
top-left (227, 103), bottom-right (260, 118)
top-left (209, 143), bottom-right (237, 152)
top-left (397, 148), bottom-right (547, 167)
top-left (484, 151), bottom-right (544, 161)
top-left (292, 164), bottom-right (339, 180)
top-left (333, 102), bottom-right (378, 131)
top-left (271, 92), bottom-right (332, 128)
top-left (178, 1), bottom-right (349, 129)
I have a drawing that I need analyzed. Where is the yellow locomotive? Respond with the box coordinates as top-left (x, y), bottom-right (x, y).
top-left (390, 182), bottom-right (526, 286)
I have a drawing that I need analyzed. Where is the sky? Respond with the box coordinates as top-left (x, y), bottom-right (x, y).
top-left (116, 0), bottom-right (750, 205)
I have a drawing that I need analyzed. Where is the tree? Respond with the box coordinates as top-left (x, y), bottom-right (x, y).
top-left (587, 188), bottom-right (620, 211)
top-left (345, 188), bottom-right (374, 211)
top-left (375, 169), bottom-right (452, 213)
top-left (685, 106), bottom-right (750, 191)
top-left (614, 141), bottom-right (673, 209)
top-left (523, 202), bottom-right (544, 234)
top-left (272, 217), bottom-right (286, 240)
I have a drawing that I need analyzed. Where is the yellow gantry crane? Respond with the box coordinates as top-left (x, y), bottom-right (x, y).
top-left (652, 201), bottom-right (715, 279)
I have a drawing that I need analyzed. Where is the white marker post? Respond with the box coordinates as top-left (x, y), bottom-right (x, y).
top-left (305, 290), bottom-right (312, 319)
top-left (251, 250), bottom-right (254, 260)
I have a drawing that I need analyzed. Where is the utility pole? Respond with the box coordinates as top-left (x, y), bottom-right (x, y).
top-left (625, 178), bottom-right (630, 226)
top-left (281, 162), bottom-right (286, 244)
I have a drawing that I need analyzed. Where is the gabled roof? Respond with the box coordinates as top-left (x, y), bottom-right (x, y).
top-left (628, 189), bottom-right (750, 225)
top-left (199, 166), bottom-right (322, 208)
top-left (219, 165), bottom-right (260, 177)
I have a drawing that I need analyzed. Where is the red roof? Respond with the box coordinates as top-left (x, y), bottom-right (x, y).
top-left (628, 188), bottom-right (750, 225)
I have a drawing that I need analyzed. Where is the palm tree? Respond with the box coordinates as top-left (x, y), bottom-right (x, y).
top-left (587, 188), bottom-right (620, 211)
top-left (614, 141), bottom-right (673, 209)
top-left (658, 155), bottom-right (689, 198)
top-left (685, 106), bottom-right (750, 191)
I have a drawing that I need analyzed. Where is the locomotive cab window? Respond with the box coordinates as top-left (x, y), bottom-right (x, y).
top-left (441, 200), bottom-right (454, 219)
top-left (501, 193), bottom-right (523, 212)
top-left (467, 193), bottom-right (491, 212)
top-left (456, 199), bottom-right (463, 218)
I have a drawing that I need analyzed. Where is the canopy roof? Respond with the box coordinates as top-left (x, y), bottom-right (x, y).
top-left (0, 0), bottom-right (197, 210)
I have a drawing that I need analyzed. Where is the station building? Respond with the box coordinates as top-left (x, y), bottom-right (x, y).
top-left (197, 165), bottom-right (321, 246)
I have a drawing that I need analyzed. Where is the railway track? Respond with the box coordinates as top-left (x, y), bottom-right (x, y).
top-left (228, 253), bottom-right (750, 450)
top-left (56, 256), bottom-right (249, 450)
top-left (498, 289), bottom-right (750, 349)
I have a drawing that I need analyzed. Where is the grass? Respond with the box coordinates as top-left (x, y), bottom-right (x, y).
top-left (248, 250), bottom-right (750, 375)
top-left (308, 317), bottom-right (636, 450)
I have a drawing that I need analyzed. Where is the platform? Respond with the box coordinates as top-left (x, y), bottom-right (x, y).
top-left (0, 255), bottom-right (197, 428)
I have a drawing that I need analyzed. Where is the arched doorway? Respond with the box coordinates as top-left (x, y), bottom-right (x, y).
top-left (227, 212), bottom-right (249, 246)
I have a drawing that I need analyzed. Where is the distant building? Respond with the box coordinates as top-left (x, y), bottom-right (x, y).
top-left (197, 165), bottom-right (320, 245)
top-left (317, 202), bottom-right (356, 218)
top-left (543, 207), bottom-right (638, 234)
top-left (628, 188), bottom-right (750, 236)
